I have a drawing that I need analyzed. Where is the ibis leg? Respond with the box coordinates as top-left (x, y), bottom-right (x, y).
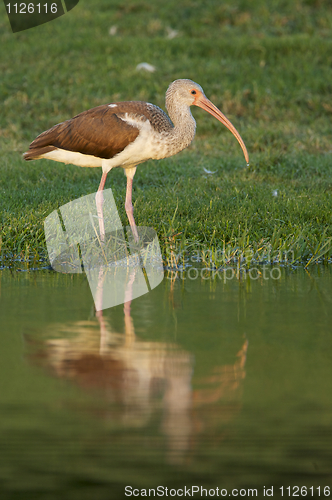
top-left (96, 171), bottom-right (108, 242)
top-left (124, 167), bottom-right (139, 242)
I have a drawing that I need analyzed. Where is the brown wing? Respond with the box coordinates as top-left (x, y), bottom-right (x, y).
top-left (23, 104), bottom-right (141, 161)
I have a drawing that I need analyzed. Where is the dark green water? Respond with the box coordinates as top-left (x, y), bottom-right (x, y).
top-left (0, 265), bottom-right (332, 499)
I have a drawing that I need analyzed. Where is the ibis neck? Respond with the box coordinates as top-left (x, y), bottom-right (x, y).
top-left (165, 101), bottom-right (196, 156)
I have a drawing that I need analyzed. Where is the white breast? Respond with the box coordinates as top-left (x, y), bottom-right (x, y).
top-left (101, 114), bottom-right (168, 173)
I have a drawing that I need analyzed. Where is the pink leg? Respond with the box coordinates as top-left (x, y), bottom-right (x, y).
top-left (95, 171), bottom-right (108, 242)
top-left (124, 167), bottom-right (139, 242)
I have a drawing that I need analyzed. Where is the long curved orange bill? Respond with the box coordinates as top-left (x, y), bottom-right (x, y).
top-left (195, 94), bottom-right (249, 165)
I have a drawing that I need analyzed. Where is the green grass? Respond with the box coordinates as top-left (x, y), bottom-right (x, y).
top-left (1, 0), bottom-right (332, 267)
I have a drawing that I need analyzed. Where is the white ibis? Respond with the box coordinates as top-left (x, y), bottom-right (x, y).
top-left (24, 79), bottom-right (249, 241)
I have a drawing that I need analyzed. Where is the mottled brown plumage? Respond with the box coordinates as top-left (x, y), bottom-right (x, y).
top-left (24, 101), bottom-right (173, 162)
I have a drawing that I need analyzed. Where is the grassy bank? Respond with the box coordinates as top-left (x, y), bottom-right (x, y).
top-left (1, 0), bottom-right (332, 267)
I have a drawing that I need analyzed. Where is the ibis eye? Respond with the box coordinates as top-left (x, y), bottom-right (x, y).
top-left (191, 90), bottom-right (197, 95)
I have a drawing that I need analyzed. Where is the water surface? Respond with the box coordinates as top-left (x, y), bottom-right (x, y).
top-left (0, 265), bottom-right (331, 499)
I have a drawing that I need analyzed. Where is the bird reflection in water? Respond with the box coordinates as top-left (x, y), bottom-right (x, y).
top-left (26, 267), bottom-right (248, 463)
